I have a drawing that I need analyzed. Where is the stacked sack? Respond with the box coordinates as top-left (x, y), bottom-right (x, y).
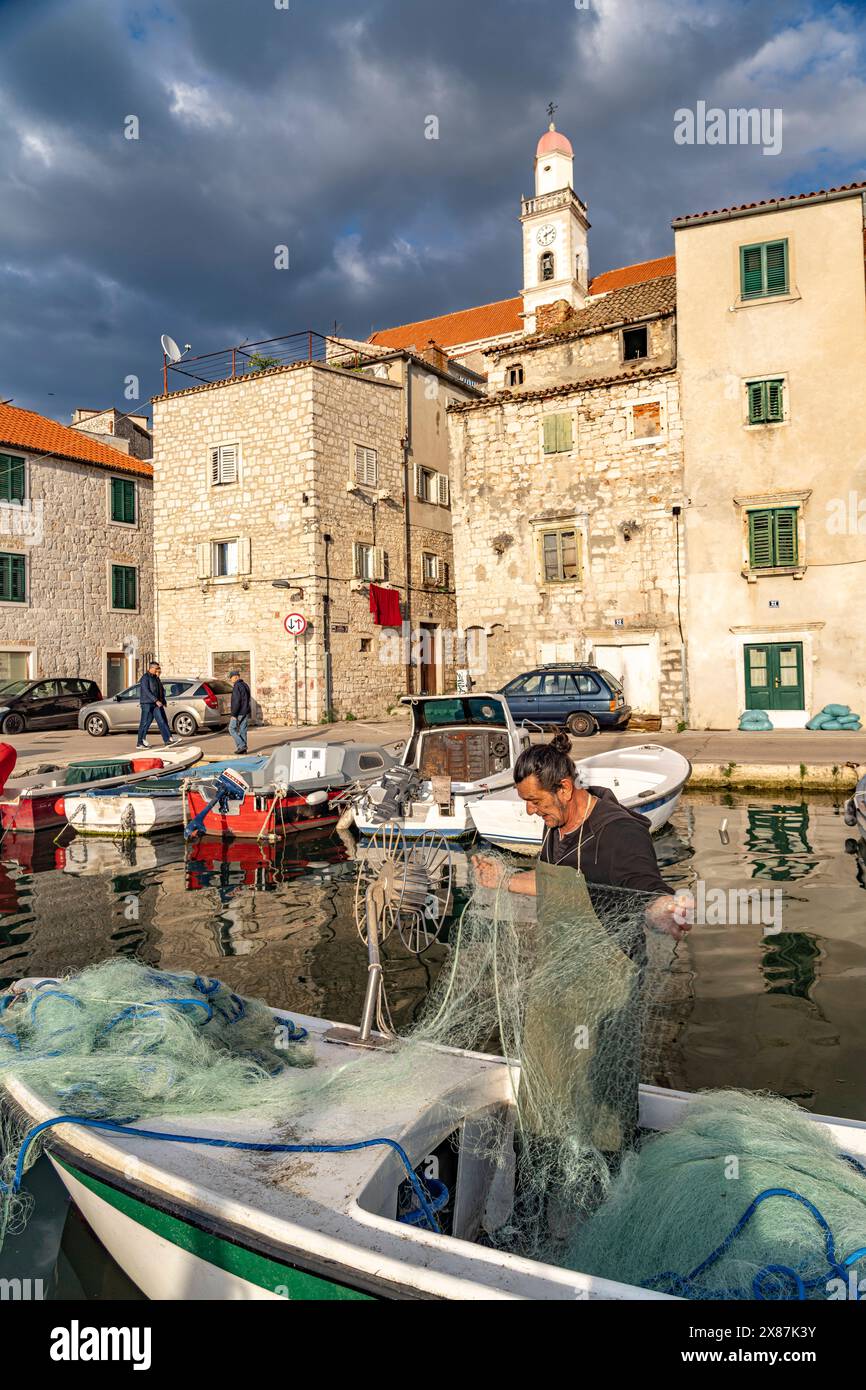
top-left (806, 703), bottom-right (862, 731)
top-left (738, 709), bottom-right (773, 731)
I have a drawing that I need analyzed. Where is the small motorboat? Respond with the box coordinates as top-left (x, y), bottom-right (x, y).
top-left (183, 742), bottom-right (398, 841)
top-left (468, 743), bottom-right (692, 853)
top-left (60, 754), bottom-right (267, 838)
top-left (350, 693), bottom-right (531, 840)
top-left (843, 773), bottom-right (866, 841)
top-left (0, 743), bottom-right (203, 833)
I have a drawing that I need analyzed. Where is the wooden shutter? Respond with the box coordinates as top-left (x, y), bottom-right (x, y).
top-left (352, 542), bottom-right (365, 578)
top-left (210, 447), bottom-right (221, 484)
top-left (0, 454), bottom-right (25, 503)
top-left (749, 510), bottom-right (773, 567)
top-left (774, 508), bottom-right (798, 566)
top-left (197, 542), bottom-right (211, 578)
top-left (766, 380), bottom-right (784, 422)
top-left (747, 382), bottom-right (765, 424)
top-left (355, 445), bottom-right (378, 486)
top-left (557, 414), bottom-right (573, 452)
top-left (543, 416), bottom-right (558, 454)
top-left (436, 473), bottom-right (450, 506)
top-left (372, 546), bottom-right (385, 581)
top-left (211, 444), bottom-right (238, 485)
top-left (740, 245), bottom-right (764, 297)
top-left (238, 537), bottom-right (252, 574)
top-left (765, 241), bottom-right (788, 295)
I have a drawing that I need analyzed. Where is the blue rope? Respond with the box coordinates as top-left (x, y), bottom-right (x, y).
top-left (2, 1114), bottom-right (441, 1233)
top-left (644, 1186), bottom-right (866, 1300)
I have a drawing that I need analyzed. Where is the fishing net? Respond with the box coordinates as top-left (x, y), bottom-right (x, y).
top-left (568, 1089), bottom-right (866, 1299)
top-left (0, 960), bottom-right (312, 1243)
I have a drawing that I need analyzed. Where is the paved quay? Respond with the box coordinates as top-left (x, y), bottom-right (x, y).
top-left (6, 719), bottom-right (864, 791)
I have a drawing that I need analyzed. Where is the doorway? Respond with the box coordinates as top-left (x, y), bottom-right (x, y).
top-left (745, 642), bottom-right (804, 711)
top-left (418, 624), bottom-right (440, 695)
top-left (105, 651), bottom-right (128, 697)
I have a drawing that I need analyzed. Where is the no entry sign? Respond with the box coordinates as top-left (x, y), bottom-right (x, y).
top-left (284, 613), bottom-right (307, 636)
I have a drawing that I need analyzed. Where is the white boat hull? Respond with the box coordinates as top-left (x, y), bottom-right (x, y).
top-left (62, 792), bottom-right (183, 837)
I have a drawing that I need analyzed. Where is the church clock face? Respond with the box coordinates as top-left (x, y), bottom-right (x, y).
top-left (536, 224), bottom-right (557, 246)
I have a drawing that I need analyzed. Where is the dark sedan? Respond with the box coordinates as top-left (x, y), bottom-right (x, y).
top-left (0, 678), bottom-right (103, 734)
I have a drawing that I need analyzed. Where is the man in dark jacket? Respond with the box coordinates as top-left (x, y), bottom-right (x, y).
top-left (228, 669), bottom-right (251, 754)
top-left (136, 661), bottom-right (176, 749)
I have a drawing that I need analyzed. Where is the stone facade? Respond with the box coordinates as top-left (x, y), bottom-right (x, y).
top-left (448, 340), bottom-right (686, 723)
top-left (0, 445), bottom-right (154, 691)
top-left (70, 408), bottom-right (153, 461)
top-left (153, 352), bottom-right (471, 724)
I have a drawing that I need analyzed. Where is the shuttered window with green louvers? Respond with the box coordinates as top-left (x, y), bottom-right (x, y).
top-left (747, 379), bottom-right (785, 424)
top-left (740, 240), bottom-right (789, 299)
top-left (748, 507), bottom-right (798, 568)
top-left (0, 552), bottom-right (26, 602)
top-left (543, 413), bottom-right (573, 454)
top-left (111, 564), bottom-right (137, 610)
top-left (111, 477), bottom-right (136, 524)
top-left (0, 454), bottom-right (25, 503)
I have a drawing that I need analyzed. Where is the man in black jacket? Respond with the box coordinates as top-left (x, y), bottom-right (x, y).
top-left (136, 661), bottom-right (176, 749)
top-left (228, 669), bottom-right (251, 754)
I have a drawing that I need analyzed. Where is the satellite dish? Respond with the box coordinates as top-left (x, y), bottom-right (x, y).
top-left (160, 334), bottom-right (183, 363)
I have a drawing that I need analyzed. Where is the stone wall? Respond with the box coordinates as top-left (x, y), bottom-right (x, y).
top-left (447, 363), bottom-right (686, 724)
top-left (485, 316), bottom-right (676, 394)
top-left (0, 453), bottom-right (154, 689)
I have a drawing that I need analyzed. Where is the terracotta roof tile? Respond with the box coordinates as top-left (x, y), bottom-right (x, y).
top-left (0, 402), bottom-right (152, 478)
top-left (496, 275), bottom-right (677, 354)
top-left (588, 255), bottom-right (676, 294)
top-left (448, 362), bottom-right (675, 413)
top-left (673, 181), bottom-right (866, 226)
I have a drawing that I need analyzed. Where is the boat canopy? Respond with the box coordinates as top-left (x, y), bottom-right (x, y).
top-left (401, 694), bottom-right (513, 732)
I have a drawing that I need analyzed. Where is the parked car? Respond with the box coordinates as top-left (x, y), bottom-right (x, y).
top-left (79, 679), bottom-right (233, 738)
top-left (0, 679), bottom-right (103, 734)
top-left (499, 664), bottom-right (631, 736)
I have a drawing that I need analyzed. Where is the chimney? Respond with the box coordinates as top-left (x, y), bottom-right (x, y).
top-left (534, 299), bottom-right (574, 336)
top-left (421, 339), bottom-right (449, 373)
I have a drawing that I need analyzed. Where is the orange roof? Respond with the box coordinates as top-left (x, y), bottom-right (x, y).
top-left (0, 402), bottom-right (152, 479)
top-left (368, 256), bottom-right (677, 353)
top-left (673, 181), bottom-right (866, 226)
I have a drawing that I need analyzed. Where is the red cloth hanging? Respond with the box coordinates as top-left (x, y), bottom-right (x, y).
top-left (369, 584), bottom-right (402, 627)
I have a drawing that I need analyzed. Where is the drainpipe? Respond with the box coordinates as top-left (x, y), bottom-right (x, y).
top-left (323, 533), bottom-right (333, 720)
top-left (402, 360), bottom-right (413, 696)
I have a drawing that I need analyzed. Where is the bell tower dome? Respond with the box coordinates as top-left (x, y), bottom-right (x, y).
top-left (520, 113), bottom-right (590, 334)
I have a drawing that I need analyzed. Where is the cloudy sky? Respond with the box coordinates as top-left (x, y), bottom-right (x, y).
top-left (1, 0), bottom-right (864, 420)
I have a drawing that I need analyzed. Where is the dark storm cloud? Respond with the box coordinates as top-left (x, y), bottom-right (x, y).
top-left (0, 0), bottom-right (864, 420)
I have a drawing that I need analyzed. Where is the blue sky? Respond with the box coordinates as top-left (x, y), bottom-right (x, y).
top-left (1, 0), bottom-right (864, 420)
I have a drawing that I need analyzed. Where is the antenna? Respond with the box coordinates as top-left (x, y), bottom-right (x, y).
top-left (160, 334), bottom-right (183, 363)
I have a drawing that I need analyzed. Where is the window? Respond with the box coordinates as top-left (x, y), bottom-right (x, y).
top-left (542, 413), bottom-right (573, 454)
top-left (210, 443), bottom-right (239, 486)
top-left (748, 507), bottom-right (798, 568)
top-left (747, 379), bottom-right (784, 425)
top-left (110, 476), bottom-right (137, 524)
top-left (540, 251), bottom-right (555, 282)
top-left (576, 673), bottom-right (601, 695)
top-left (0, 651), bottom-right (30, 682)
top-left (213, 540), bottom-right (238, 577)
top-left (422, 552), bottom-right (439, 582)
top-left (31, 680), bottom-right (60, 700)
top-left (354, 445), bottom-right (378, 486)
top-left (414, 465), bottom-right (434, 502)
top-left (212, 651), bottom-right (251, 683)
top-left (353, 542), bottom-right (385, 581)
top-left (622, 326), bottom-right (648, 362)
top-left (0, 552), bottom-right (26, 603)
top-left (360, 638), bottom-right (372, 653)
top-left (0, 454), bottom-right (25, 503)
top-left (541, 672), bottom-right (576, 695)
top-left (630, 401), bottom-right (662, 440)
top-left (506, 673), bottom-right (542, 694)
top-left (740, 240), bottom-right (789, 299)
top-left (507, 365), bottom-right (525, 387)
top-left (541, 529), bottom-right (579, 583)
top-left (111, 564), bottom-right (137, 610)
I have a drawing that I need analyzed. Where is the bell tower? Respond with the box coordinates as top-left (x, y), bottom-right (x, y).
top-left (520, 109), bottom-right (590, 334)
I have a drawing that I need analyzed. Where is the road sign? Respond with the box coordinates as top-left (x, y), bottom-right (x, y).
top-left (284, 613), bottom-right (307, 636)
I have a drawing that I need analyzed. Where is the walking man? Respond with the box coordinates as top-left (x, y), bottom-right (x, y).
top-left (136, 661), bottom-right (177, 750)
top-left (228, 669), bottom-right (251, 754)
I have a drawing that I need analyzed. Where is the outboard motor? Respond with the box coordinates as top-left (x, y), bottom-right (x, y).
top-left (184, 768), bottom-right (249, 841)
top-left (364, 766), bottom-right (420, 824)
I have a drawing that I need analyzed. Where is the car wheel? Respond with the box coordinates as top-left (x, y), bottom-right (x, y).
top-left (566, 711), bottom-right (597, 737)
top-left (1, 712), bottom-right (24, 735)
top-left (84, 713), bottom-right (109, 737)
top-left (173, 712), bottom-right (198, 736)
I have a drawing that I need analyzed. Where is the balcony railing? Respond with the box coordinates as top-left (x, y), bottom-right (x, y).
top-left (520, 188), bottom-right (588, 219)
top-left (160, 332), bottom-right (385, 394)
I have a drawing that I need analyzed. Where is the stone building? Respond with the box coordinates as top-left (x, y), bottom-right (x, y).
top-left (0, 401), bottom-right (154, 694)
top-left (152, 338), bottom-right (478, 724)
top-left (674, 181), bottom-right (866, 729)
top-left (70, 407), bottom-right (153, 462)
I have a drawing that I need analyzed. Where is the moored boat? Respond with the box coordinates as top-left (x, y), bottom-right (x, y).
top-left (843, 773), bottom-right (866, 841)
top-left (61, 754), bottom-right (267, 838)
top-left (468, 743), bottom-right (692, 853)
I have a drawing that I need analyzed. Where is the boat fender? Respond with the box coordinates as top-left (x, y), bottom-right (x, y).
top-left (0, 743), bottom-right (16, 794)
top-left (843, 799), bottom-right (858, 828)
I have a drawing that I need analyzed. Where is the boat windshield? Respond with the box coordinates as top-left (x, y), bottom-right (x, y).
top-left (410, 697), bottom-right (508, 730)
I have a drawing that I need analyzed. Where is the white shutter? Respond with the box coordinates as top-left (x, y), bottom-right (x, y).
top-left (436, 473), bottom-right (450, 507)
top-left (210, 448), bottom-right (221, 485)
top-left (372, 546), bottom-right (385, 581)
top-left (197, 542), bottom-right (211, 579)
top-left (355, 445), bottom-right (378, 486)
top-left (413, 463), bottom-right (423, 499)
top-left (211, 444), bottom-right (238, 485)
top-left (238, 537), bottom-right (251, 574)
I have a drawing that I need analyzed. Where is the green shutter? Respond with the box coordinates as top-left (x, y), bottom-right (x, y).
top-left (0, 454), bottom-right (25, 503)
top-left (111, 478), bottom-right (136, 523)
top-left (112, 565), bottom-right (137, 610)
top-left (747, 382), bottom-right (765, 424)
top-left (741, 245), bottom-right (764, 297)
top-left (749, 511), bottom-right (773, 567)
top-left (765, 241), bottom-right (788, 295)
top-left (765, 379), bottom-right (784, 422)
top-left (556, 414), bottom-right (573, 452)
top-left (0, 552), bottom-right (25, 602)
top-left (544, 414), bottom-right (572, 453)
top-left (543, 417), bottom-right (558, 454)
top-left (774, 508), bottom-right (798, 566)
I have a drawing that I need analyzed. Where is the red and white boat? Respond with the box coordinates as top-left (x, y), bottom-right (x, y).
top-left (0, 742), bottom-right (202, 833)
top-left (183, 741), bottom-right (397, 841)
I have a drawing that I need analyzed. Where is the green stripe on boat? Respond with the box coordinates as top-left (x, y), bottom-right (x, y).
top-left (57, 1159), bottom-right (374, 1301)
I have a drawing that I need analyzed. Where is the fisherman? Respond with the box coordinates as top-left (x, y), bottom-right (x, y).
top-left (473, 731), bottom-right (692, 939)
top-left (136, 661), bottom-right (178, 750)
top-left (228, 669), bottom-right (252, 755)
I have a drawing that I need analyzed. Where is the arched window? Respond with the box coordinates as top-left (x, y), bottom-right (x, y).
top-left (540, 251), bottom-right (555, 282)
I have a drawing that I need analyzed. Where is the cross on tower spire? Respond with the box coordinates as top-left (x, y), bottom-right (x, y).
top-left (547, 100), bottom-right (558, 127)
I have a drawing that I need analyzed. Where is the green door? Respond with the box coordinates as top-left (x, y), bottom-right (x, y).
top-left (745, 642), bottom-right (804, 711)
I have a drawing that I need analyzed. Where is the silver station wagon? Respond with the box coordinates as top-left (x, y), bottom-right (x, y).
top-left (79, 678), bottom-right (234, 738)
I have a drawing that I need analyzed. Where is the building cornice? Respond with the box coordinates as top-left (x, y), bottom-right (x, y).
top-left (447, 363), bottom-right (675, 414)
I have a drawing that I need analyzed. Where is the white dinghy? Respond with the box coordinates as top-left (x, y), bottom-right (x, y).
top-left (469, 743), bottom-right (692, 853)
